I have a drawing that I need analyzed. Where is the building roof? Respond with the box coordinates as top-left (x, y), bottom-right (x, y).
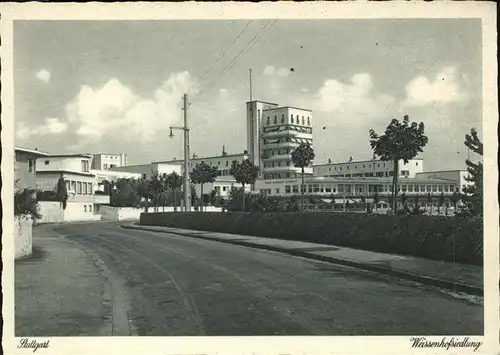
top-left (263, 106), bottom-right (313, 113)
top-left (15, 147), bottom-right (51, 156)
top-left (41, 154), bottom-right (93, 159)
top-left (36, 170), bottom-right (95, 177)
top-left (246, 100), bottom-right (278, 106)
top-left (416, 170), bottom-right (466, 174)
top-left (153, 152), bottom-right (248, 164)
top-left (313, 157), bottom-right (423, 167)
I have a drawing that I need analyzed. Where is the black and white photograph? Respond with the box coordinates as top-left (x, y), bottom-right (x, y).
top-left (1, 2), bottom-right (498, 355)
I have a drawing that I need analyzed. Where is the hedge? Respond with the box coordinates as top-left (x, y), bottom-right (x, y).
top-left (140, 212), bottom-right (483, 265)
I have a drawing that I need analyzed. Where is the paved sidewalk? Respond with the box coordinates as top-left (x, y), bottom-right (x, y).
top-left (15, 225), bottom-right (113, 336)
top-left (122, 223), bottom-right (483, 296)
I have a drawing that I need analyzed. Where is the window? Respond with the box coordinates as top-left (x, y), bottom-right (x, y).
top-left (416, 162), bottom-right (419, 166)
top-left (420, 185), bottom-right (425, 193)
top-left (444, 185), bottom-right (449, 192)
top-left (308, 185), bottom-right (313, 193)
top-left (88, 183), bottom-right (93, 194)
top-left (110, 164), bottom-right (116, 168)
top-left (281, 114), bottom-right (285, 123)
top-left (218, 161), bottom-right (220, 165)
top-left (325, 185), bottom-right (332, 193)
top-left (222, 186), bottom-right (227, 192)
top-left (71, 181), bottom-right (76, 193)
top-left (267, 117), bottom-right (270, 125)
top-left (401, 170), bottom-right (409, 176)
top-left (83, 182), bottom-right (88, 194)
top-left (293, 185), bottom-right (299, 193)
top-left (89, 205), bottom-right (92, 213)
top-left (142, 173), bottom-right (147, 179)
top-left (77, 182), bottom-right (82, 194)
top-left (28, 159), bottom-right (34, 172)
top-left (81, 160), bottom-right (89, 172)
top-left (285, 185), bottom-right (291, 193)
top-left (291, 114), bottom-right (294, 123)
top-left (307, 117), bottom-right (310, 126)
top-left (84, 205), bottom-right (87, 212)
top-left (450, 185), bottom-right (455, 192)
top-left (438, 185), bottom-right (443, 192)
top-left (104, 164), bottom-right (108, 169)
top-left (313, 184), bottom-right (320, 192)
top-left (401, 185), bottom-right (407, 192)
top-left (226, 161), bottom-right (229, 167)
top-left (408, 185), bottom-right (414, 193)
top-left (432, 185), bottom-right (437, 192)
top-left (301, 117), bottom-right (305, 125)
top-left (44, 160), bottom-right (50, 165)
top-left (276, 188), bottom-right (280, 194)
top-left (274, 116), bottom-right (277, 124)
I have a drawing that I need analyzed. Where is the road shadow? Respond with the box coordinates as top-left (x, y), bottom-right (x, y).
top-left (15, 245), bottom-right (47, 264)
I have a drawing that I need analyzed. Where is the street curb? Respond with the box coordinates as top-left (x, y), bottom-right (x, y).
top-left (121, 224), bottom-right (483, 297)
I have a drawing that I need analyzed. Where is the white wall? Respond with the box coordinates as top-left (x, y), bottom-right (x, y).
top-left (15, 216), bottom-right (33, 259)
top-left (38, 201), bottom-right (64, 223)
top-left (100, 205), bottom-right (142, 221)
top-left (37, 201), bottom-right (101, 223)
top-left (36, 156), bottom-right (92, 174)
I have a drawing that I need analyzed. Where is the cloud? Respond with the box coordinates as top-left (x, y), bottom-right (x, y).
top-left (403, 66), bottom-right (469, 107)
top-left (36, 69), bottom-right (51, 84)
top-left (263, 65), bottom-right (291, 78)
top-left (16, 117), bottom-right (68, 139)
top-left (312, 73), bottom-right (396, 119)
top-left (64, 71), bottom-right (196, 141)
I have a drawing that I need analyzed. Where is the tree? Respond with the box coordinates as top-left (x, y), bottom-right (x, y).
top-left (56, 174), bottom-right (68, 210)
top-left (372, 191), bottom-right (380, 213)
top-left (427, 192), bottom-right (433, 216)
top-left (451, 191), bottom-right (461, 215)
top-left (165, 171), bottom-right (182, 211)
top-left (360, 195), bottom-right (367, 213)
top-left (229, 159), bottom-right (260, 212)
top-left (369, 115), bottom-right (429, 213)
top-left (400, 193), bottom-right (409, 214)
top-left (461, 128), bottom-right (483, 217)
top-left (291, 142), bottom-right (316, 211)
top-left (438, 192), bottom-right (445, 215)
top-left (137, 179), bottom-right (152, 212)
top-left (190, 162), bottom-right (218, 212)
top-left (413, 194), bottom-right (421, 214)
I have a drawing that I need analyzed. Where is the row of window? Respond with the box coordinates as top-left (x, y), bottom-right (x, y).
top-left (261, 183), bottom-right (458, 195)
top-left (263, 160), bottom-right (292, 168)
top-left (65, 180), bottom-right (93, 195)
top-left (265, 114), bottom-right (311, 126)
top-left (328, 171), bottom-right (392, 178)
top-left (264, 137), bottom-right (312, 145)
top-left (263, 172), bottom-right (300, 179)
top-left (262, 148), bottom-right (291, 158)
top-left (262, 125), bottom-right (313, 134)
top-left (103, 164), bottom-right (118, 169)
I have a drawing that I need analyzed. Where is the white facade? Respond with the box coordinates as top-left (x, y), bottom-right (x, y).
top-left (37, 154), bottom-right (93, 175)
top-left (193, 178), bottom-right (250, 200)
top-left (313, 158), bottom-right (424, 179)
top-left (91, 153), bottom-right (128, 170)
top-left (246, 101), bottom-right (279, 169)
top-left (110, 162), bottom-right (182, 180)
top-left (415, 170), bottom-right (471, 194)
top-left (260, 106), bottom-right (314, 180)
top-left (153, 151), bottom-right (249, 178)
top-left (255, 175), bottom-right (460, 199)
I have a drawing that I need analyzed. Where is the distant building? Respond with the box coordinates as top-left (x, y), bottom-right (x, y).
top-left (246, 101), bottom-right (314, 180)
top-left (313, 158), bottom-right (424, 179)
top-left (14, 147), bottom-right (50, 190)
top-left (110, 162), bottom-right (182, 180)
top-left (152, 149), bottom-right (249, 178)
top-left (91, 153), bottom-right (128, 170)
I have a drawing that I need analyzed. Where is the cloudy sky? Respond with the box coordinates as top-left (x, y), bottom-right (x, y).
top-left (14, 19), bottom-right (481, 171)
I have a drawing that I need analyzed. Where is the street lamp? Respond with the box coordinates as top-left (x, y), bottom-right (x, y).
top-left (169, 110), bottom-right (191, 212)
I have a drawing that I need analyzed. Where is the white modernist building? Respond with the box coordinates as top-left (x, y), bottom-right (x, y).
top-left (313, 158), bottom-right (423, 178)
top-left (35, 153), bottom-right (109, 221)
top-left (247, 100), bottom-right (314, 180)
top-left (91, 152), bottom-right (128, 170)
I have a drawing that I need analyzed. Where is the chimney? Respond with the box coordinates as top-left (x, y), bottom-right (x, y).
top-left (243, 150), bottom-right (248, 155)
top-left (328, 158), bottom-right (331, 163)
top-left (222, 145), bottom-right (227, 156)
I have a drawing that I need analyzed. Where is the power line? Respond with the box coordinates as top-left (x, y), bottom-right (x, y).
top-left (188, 20), bottom-right (253, 96)
top-left (191, 19), bottom-right (277, 102)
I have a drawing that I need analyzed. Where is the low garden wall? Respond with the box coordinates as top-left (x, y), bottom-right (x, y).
top-left (100, 205), bottom-right (142, 221)
top-left (140, 212), bottom-right (483, 265)
top-left (15, 216), bottom-right (33, 260)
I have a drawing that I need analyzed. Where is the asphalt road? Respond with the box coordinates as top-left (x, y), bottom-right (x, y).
top-left (49, 222), bottom-right (483, 336)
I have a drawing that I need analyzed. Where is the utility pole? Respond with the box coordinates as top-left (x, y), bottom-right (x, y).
top-left (183, 94), bottom-right (191, 212)
top-left (249, 69), bottom-right (253, 102)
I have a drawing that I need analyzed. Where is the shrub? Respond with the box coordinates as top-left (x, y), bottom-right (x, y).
top-left (140, 212), bottom-right (483, 265)
top-left (15, 189), bottom-right (41, 219)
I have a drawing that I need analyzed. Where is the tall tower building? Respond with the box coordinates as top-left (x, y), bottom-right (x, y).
top-left (246, 100), bottom-right (279, 169)
top-left (260, 106), bottom-right (313, 179)
top-left (246, 100), bottom-right (314, 180)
